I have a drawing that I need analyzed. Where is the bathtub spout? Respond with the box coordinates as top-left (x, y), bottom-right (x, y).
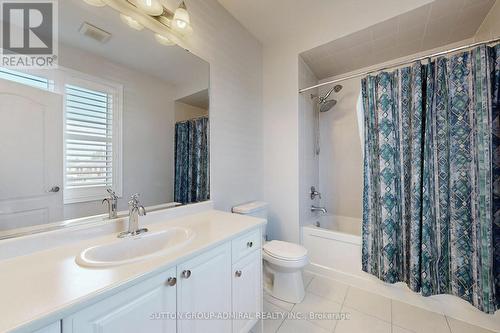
top-left (311, 205), bottom-right (327, 214)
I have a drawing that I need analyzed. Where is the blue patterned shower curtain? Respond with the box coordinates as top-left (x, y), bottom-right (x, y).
top-left (361, 45), bottom-right (500, 313)
top-left (174, 117), bottom-right (209, 204)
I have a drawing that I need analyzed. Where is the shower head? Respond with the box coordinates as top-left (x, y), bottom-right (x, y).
top-left (318, 84), bottom-right (343, 105)
top-left (319, 99), bottom-right (337, 112)
top-left (333, 84), bottom-right (343, 92)
top-left (317, 84), bottom-right (341, 113)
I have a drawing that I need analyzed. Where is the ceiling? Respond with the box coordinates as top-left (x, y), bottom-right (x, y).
top-left (217, 0), bottom-right (435, 46)
top-left (176, 89), bottom-right (209, 109)
top-left (300, 0), bottom-right (496, 80)
top-left (59, 0), bottom-right (209, 92)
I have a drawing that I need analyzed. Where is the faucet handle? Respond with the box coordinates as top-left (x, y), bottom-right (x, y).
top-left (106, 188), bottom-right (118, 199)
top-left (128, 193), bottom-right (142, 208)
top-left (310, 186), bottom-right (322, 200)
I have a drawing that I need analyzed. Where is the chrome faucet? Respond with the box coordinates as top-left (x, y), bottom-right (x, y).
top-left (311, 205), bottom-right (327, 214)
top-left (102, 188), bottom-right (118, 219)
top-left (118, 194), bottom-right (147, 238)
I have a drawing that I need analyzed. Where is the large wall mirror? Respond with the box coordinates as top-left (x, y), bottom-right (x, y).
top-left (0, 0), bottom-right (210, 238)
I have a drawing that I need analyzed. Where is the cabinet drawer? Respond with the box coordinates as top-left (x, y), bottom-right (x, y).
top-left (232, 228), bottom-right (261, 262)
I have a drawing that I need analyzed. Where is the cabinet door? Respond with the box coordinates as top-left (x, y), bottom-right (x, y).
top-left (32, 321), bottom-right (60, 333)
top-left (177, 243), bottom-right (232, 333)
top-left (62, 267), bottom-right (177, 333)
top-left (232, 251), bottom-right (262, 333)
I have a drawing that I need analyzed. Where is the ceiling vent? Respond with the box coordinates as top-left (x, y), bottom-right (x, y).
top-left (79, 22), bottom-right (111, 43)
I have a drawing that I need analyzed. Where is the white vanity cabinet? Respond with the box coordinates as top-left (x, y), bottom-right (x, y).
top-left (32, 322), bottom-right (61, 333)
top-left (62, 267), bottom-right (177, 333)
top-left (232, 250), bottom-right (262, 333)
top-left (176, 243), bottom-right (232, 333)
top-left (57, 227), bottom-right (262, 333)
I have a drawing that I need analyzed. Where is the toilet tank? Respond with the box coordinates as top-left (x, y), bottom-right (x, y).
top-left (232, 201), bottom-right (268, 220)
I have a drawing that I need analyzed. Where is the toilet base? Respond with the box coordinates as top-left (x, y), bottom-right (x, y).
top-left (264, 263), bottom-right (305, 303)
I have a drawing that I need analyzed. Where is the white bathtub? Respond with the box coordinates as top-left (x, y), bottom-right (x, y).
top-left (302, 215), bottom-right (363, 278)
top-left (301, 215), bottom-right (500, 331)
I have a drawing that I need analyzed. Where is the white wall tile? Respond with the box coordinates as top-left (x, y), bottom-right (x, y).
top-left (475, 0), bottom-right (500, 40)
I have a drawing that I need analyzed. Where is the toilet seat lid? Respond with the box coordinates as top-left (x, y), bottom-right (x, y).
top-left (263, 240), bottom-right (307, 261)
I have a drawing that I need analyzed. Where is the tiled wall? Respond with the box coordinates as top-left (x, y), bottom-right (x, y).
top-left (318, 77), bottom-right (364, 219)
top-left (298, 57), bottom-right (320, 227)
top-left (475, 0), bottom-right (500, 41)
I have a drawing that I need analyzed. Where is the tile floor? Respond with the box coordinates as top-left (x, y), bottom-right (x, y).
top-left (256, 272), bottom-right (497, 333)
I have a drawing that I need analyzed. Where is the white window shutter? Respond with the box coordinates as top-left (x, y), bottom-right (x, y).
top-left (63, 82), bottom-right (120, 203)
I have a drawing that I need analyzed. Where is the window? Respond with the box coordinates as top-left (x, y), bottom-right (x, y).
top-left (63, 77), bottom-right (122, 204)
top-left (65, 85), bottom-right (113, 188)
top-left (0, 67), bottom-right (51, 90)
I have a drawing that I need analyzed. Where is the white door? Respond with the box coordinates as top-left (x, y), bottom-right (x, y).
top-left (0, 79), bottom-right (63, 232)
top-left (62, 267), bottom-right (177, 333)
top-left (232, 251), bottom-right (262, 333)
top-left (177, 242), bottom-right (232, 333)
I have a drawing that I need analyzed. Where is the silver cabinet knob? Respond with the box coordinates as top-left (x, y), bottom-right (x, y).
top-left (167, 277), bottom-right (177, 286)
top-left (181, 270), bottom-right (191, 279)
top-left (247, 241), bottom-right (253, 248)
top-left (235, 270), bottom-right (242, 277)
top-left (48, 186), bottom-right (60, 193)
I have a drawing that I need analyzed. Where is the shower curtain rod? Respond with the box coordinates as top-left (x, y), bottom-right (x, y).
top-left (298, 36), bottom-right (500, 94)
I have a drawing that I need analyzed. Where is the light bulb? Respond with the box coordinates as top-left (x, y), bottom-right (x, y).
top-left (173, 2), bottom-right (190, 31)
top-left (136, 0), bottom-right (163, 16)
top-left (175, 19), bottom-right (187, 29)
top-left (155, 34), bottom-right (174, 46)
top-left (83, 0), bottom-right (106, 7)
top-left (120, 14), bottom-right (144, 31)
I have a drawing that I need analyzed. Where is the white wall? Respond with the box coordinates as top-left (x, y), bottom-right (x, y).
top-left (177, 0), bottom-right (263, 212)
top-left (59, 44), bottom-right (176, 219)
top-left (298, 58), bottom-right (320, 228)
top-left (475, 0), bottom-right (500, 40)
top-left (262, 1), bottom-right (434, 243)
top-left (175, 102), bottom-right (208, 122)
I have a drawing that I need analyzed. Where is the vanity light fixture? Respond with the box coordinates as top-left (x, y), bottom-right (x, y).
top-left (120, 14), bottom-right (144, 31)
top-left (135, 0), bottom-right (164, 16)
top-left (173, 1), bottom-right (190, 31)
top-left (81, 0), bottom-right (193, 47)
top-left (155, 33), bottom-right (175, 46)
top-left (82, 0), bottom-right (106, 7)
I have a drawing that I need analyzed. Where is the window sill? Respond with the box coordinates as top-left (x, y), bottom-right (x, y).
top-left (64, 187), bottom-right (122, 205)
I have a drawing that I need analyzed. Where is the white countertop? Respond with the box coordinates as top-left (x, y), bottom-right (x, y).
top-left (0, 209), bottom-right (265, 333)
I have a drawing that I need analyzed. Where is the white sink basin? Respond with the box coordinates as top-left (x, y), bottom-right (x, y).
top-left (76, 227), bottom-right (195, 267)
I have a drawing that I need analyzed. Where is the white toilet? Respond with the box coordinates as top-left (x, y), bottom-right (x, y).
top-left (232, 201), bottom-right (309, 303)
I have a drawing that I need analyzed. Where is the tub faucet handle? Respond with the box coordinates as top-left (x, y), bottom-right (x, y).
top-left (310, 186), bottom-right (321, 200)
